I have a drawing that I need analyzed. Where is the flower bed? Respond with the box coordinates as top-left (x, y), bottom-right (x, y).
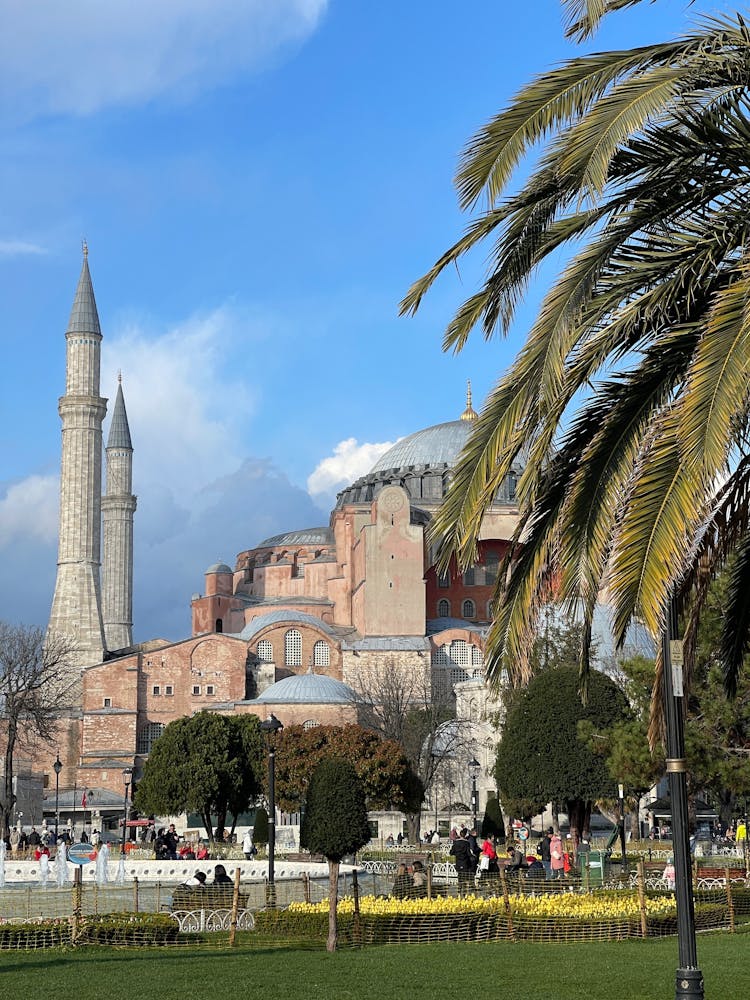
top-left (255, 892), bottom-right (707, 945)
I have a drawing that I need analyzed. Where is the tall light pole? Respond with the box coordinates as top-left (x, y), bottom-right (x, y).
top-left (120, 768), bottom-right (133, 857)
top-left (618, 782), bottom-right (627, 876)
top-left (53, 756), bottom-right (63, 842)
top-left (663, 598), bottom-right (704, 999)
top-left (468, 758), bottom-right (480, 831)
top-left (260, 714), bottom-right (283, 906)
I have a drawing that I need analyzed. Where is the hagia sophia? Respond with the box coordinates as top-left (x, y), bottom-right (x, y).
top-left (30, 251), bottom-right (526, 836)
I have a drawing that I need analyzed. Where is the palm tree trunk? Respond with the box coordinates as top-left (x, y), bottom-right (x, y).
top-left (327, 859), bottom-right (339, 952)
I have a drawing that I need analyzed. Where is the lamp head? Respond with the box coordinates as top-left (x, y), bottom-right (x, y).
top-left (260, 714), bottom-right (284, 742)
top-left (122, 767), bottom-right (133, 787)
top-left (53, 756), bottom-right (63, 776)
top-left (468, 758), bottom-right (481, 780)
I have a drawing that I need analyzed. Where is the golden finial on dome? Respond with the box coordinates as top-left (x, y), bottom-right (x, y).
top-left (460, 379), bottom-right (478, 422)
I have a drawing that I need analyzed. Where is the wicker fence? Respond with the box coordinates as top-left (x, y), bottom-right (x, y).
top-left (0, 858), bottom-right (748, 951)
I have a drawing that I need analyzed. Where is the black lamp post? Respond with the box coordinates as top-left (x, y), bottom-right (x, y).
top-left (120, 768), bottom-right (133, 857)
top-left (618, 782), bottom-right (628, 876)
top-left (662, 598), bottom-right (704, 999)
top-left (468, 758), bottom-right (481, 831)
top-left (53, 756), bottom-right (63, 842)
top-left (260, 714), bottom-right (283, 905)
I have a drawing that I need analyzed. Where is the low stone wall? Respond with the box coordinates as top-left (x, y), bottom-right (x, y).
top-left (0, 857), bottom-right (353, 885)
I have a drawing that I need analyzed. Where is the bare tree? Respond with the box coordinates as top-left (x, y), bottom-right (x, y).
top-left (350, 656), bottom-right (475, 841)
top-left (0, 624), bottom-right (77, 839)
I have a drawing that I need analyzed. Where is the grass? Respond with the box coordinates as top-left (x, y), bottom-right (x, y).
top-left (1, 932), bottom-right (750, 998)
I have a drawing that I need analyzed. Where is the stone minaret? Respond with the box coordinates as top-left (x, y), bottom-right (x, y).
top-left (102, 374), bottom-right (136, 651)
top-left (48, 246), bottom-right (107, 667)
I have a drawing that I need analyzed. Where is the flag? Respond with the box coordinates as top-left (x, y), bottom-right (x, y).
top-left (81, 790), bottom-right (87, 809)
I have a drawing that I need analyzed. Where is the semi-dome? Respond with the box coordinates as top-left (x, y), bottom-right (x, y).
top-left (255, 527), bottom-right (333, 549)
top-left (255, 671), bottom-right (356, 704)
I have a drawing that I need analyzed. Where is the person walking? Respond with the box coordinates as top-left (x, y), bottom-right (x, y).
top-left (550, 832), bottom-right (565, 879)
top-left (242, 829), bottom-right (257, 859)
top-left (539, 828), bottom-right (553, 879)
top-left (450, 828), bottom-right (474, 895)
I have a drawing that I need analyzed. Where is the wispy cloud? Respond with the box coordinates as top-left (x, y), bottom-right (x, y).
top-left (307, 437), bottom-right (396, 503)
top-left (0, 0), bottom-right (329, 119)
top-left (0, 240), bottom-right (47, 256)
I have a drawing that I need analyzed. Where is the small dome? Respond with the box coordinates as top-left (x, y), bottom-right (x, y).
top-left (206, 562), bottom-right (233, 574)
top-left (256, 672), bottom-right (356, 704)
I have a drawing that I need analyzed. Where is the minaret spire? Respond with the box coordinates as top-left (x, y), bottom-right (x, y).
top-left (49, 248), bottom-right (108, 670)
top-left (460, 379), bottom-right (478, 422)
top-left (102, 377), bottom-right (137, 650)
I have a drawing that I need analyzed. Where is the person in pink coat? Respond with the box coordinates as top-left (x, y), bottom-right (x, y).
top-left (550, 833), bottom-right (565, 878)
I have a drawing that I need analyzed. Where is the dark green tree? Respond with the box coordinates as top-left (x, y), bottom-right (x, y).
top-left (480, 794), bottom-right (506, 842)
top-left (300, 758), bottom-right (371, 952)
top-left (134, 712), bottom-right (264, 841)
top-left (252, 805), bottom-right (269, 849)
top-left (495, 666), bottom-right (629, 844)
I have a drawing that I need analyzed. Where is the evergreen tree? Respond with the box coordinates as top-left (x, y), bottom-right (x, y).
top-left (253, 806), bottom-right (269, 849)
top-left (300, 759), bottom-right (371, 952)
top-left (495, 666), bottom-right (629, 843)
top-left (480, 794), bottom-right (505, 842)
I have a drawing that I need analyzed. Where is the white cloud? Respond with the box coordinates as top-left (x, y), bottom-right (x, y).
top-left (0, 0), bottom-right (328, 118)
top-left (0, 475), bottom-right (58, 548)
top-left (102, 306), bottom-right (257, 501)
top-left (0, 240), bottom-right (46, 256)
top-left (307, 437), bottom-right (397, 501)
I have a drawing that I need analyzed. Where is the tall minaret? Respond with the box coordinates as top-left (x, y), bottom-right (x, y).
top-left (102, 374), bottom-right (136, 651)
top-left (48, 245), bottom-right (108, 667)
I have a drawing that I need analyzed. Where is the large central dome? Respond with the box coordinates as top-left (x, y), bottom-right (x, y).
top-left (369, 420), bottom-right (471, 474)
top-left (336, 389), bottom-right (521, 510)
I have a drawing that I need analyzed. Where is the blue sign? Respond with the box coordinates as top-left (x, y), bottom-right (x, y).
top-left (67, 842), bottom-right (96, 865)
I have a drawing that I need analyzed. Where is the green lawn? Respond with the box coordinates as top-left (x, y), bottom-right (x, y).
top-left (1, 933), bottom-right (749, 999)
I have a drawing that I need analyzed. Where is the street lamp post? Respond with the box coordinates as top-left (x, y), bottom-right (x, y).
top-left (260, 714), bottom-right (283, 906)
top-left (618, 782), bottom-right (627, 877)
top-left (120, 768), bottom-right (133, 857)
top-left (468, 758), bottom-right (481, 832)
top-left (53, 756), bottom-right (63, 842)
top-left (663, 598), bottom-right (704, 999)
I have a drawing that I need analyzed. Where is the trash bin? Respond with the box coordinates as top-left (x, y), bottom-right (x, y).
top-left (580, 849), bottom-right (607, 887)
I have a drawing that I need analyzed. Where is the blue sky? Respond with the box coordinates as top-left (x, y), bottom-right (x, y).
top-left (0, 0), bottom-right (691, 640)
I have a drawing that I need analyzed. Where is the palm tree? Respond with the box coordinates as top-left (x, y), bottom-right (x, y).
top-left (401, 2), bottom-right (750, 709)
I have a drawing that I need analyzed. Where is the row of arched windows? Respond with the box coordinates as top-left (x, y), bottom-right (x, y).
top-left (437, 599), bottom-right (494, 620)
top-left (437, 553), bottom-right (500, 589)
top-left (256, 632), bottom-right (331, 668)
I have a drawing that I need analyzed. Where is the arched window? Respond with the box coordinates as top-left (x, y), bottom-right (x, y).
top-left (302, 719), bottom-right (320, 731)
top-left (257, 640), bottom-right (273, 662)
top-left (484, 552), bottom-right (499, 585)
top-left (313, 640), bottom-right (330, 667)
top-left (285, 629), bottom-right (302, 667)
top-left (215, 618), bottom-right (223, 633)
top-left (462, 599), bottom-right (476, 619)
top-left (437, 599), bottom-right (450, 617)
top-left (463, 566), bottom-right (475, 586)
top-left (438, 571), bottom-right (450, 588)
top-left (136, 722), bottom-right (165, 755)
